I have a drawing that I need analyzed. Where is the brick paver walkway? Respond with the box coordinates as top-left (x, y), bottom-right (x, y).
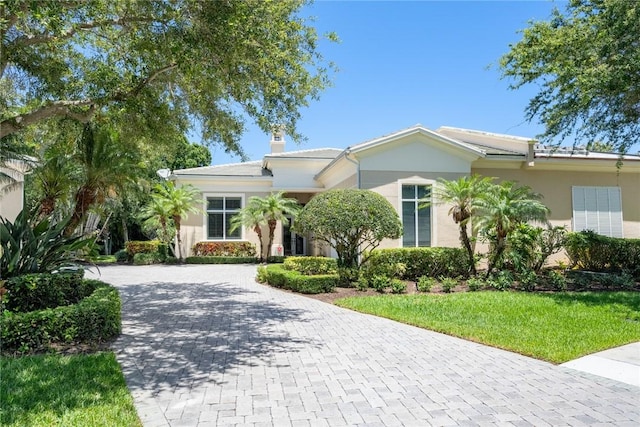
top-left (94, 265), bottom-right (640, 427)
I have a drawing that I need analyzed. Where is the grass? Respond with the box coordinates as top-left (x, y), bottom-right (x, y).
top-left (90, 255), bottom-right (118, 264)
top-left (336, 291), bottom-right (640, 363)
top-left (0, 352), bottom-right (141, 427)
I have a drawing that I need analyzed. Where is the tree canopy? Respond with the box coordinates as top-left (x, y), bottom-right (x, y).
top-left (293, 189), bottom-right (402, 269)
top-left (499, 0), bottom-right (640, 153)
top-left (1, 0), bottom-right (336, 157)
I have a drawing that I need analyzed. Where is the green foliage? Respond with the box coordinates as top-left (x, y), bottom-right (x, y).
top-left (545, 270), bottom-right (567, 291)
top-left (261, 264), bottom-right (337, 294)
top-left (185, 256), bottom-right (257, 264)
top-left (389, 279), bottom-right (407, 294)
top-left (293, 189), bottom-right (402, 269)
top-left (355, 277), bottom-right (369, 291)
top-left (1, 279), bottom-right (121, 355)
top-left (169, 138), bottom-right (212, 170)
top-left (0, 352), bottom-right (142, 427)
top-left (191, 241), bottom-right (257, 257)
top-left (362, 247), bottom-right (469, 281)
top-left (1, 0), bottom-right (336, 154)
top-left (567, 270), bottom-right (637, 291)
top-left (283, 256), bottom-right (337, 275)
top-left (256, 265), bottom-right (268, 283)
top-left (506, 224), bottom-right (567, 274)
top-left (164, 256), bottom-right (180, 264)
top-left (370, 275), bottom-right (390, 293)
top-left (337, 267), bottom-right (360, 287)
top-left (486, 271), bottom-right (514, 291)
top-left (565, 231), bottom-right (640, 277)
top-left (3, 273), bottom-right (89, 312)
top-left (0, 209), bottom-right (94, 279)
top-left (440, 277), bottom-right (457, 293)
top-left (474, 181), bottom-right (550, 274)
top-left (133, 252), bottom-right (165, 265)
top-left (466, 277), bottom-right (484, 292)
top-left (427, 175), bottom-right (495, 275)
top-left (251, 192), bottom-right (301, 261)
top-left (499, 0), bottom-right (640, 153)
top-left (417, 276), bottom-right (437, 292)
top-left (517, 270), bottom-right (538, 292)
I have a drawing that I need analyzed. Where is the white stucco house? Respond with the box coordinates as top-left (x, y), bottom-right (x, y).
top-left (0, 160), bottom-right (29, 222)
top-left (174, 125), bottom-right (640, 258)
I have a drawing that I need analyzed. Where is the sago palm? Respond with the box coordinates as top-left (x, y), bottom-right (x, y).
top-left (474, 181), bottom-right (550, 275)
top-left (427, 175), bottom-right (494, 275)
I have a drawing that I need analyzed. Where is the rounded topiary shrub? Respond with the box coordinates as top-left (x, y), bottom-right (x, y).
top-left (1, 274), bottom-right (122, 355)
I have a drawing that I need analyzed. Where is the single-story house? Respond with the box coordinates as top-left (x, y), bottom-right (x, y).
top-left (174, 125), bottom-right (640, 258)
top-left (0, 160), bottom-right (28, 222)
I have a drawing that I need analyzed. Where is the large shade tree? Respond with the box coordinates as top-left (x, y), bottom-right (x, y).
top-left (293, 189), bottom-right (402, 270)
top-left (499, 0), bottom-right (640, 153)
top-left (1, 0), bottom-right (336, 156)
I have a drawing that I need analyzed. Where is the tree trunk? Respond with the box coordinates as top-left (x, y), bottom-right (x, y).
top-left (173, 215), bottom-right (183, 261)
top-left (459, 224), bottom-right (477, 276)
top-left (266, 219), bottom-right (277, 262)
top-left (65, 186), bottom-right (95, 236)
top-left (254, 225), bottom-right (264, 261)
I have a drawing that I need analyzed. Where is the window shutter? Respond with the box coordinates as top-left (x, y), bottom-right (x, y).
top-left (572, 186), bottom-right (623, 237)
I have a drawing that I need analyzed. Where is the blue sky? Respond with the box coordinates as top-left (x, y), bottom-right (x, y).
top-left (208, 0), bottom-right (567, 164)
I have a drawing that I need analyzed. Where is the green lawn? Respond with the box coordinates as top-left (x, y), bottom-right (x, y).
top-left (91, 255), bottom-right (118, 264)
top-left (0, 352), bottom-right (141, 427)
top-left (336, 291), bottom-right (640, 363)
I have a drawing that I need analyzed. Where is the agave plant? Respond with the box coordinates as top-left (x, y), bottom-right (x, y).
top-left (0, 209), bottom-right (95, 279)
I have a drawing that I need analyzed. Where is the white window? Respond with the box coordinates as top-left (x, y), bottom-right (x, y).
top-left (401, 184), bottom-right (431, 247)
top-left (572, 186), bottom-right (623, 237)
top-left (206, 196), bottom-right (242, 240)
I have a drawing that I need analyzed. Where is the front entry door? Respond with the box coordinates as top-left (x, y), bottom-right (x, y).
top-left (283, 216), bottom-right (305, 256)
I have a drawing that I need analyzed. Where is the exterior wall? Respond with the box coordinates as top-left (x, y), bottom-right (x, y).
top-left (269, 158), bottom-right (332, 190)
top-left (472, 167), bottom-right (640, 239)
top-left (360, 171), bottom-right (468, 249)
top-left (0, 181), bottom-right (24, 222)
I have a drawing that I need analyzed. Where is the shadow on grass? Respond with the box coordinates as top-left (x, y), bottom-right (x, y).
top-left (535, 291), bottom-right (640, 314)
top-left (111, 274), bottom-right (317, 396)
top-left (0, 352), bottom-right (139, 426)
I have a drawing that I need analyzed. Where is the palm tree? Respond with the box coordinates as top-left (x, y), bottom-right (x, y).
top-left (65, 123), bottom-right (139, 235)
top-left (34, 153), bottom-right (79, 218)
top-left (254, 192), bottom-right (300, 261)
top-left (474, 181), bottom-right (550, 275)
top-left (229, 197), bottom-right (267, 261)
top-left (152, 181), bottom-right (201, 261)
top-left (426, 175), bottom-right (494, 275)
top-left (141, 193), bottom-right (174, 244)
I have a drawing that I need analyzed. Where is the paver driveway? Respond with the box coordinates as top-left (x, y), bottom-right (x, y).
top-left (93, 265), bottom-right (640, 427)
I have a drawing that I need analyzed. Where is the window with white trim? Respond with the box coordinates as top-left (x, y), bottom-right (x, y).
top-left (401, 184), bottom-right (431, 247)
top-left (206, 196), bottom-right (242, 240)
top-left (572, 186), bottom-right (623, 237)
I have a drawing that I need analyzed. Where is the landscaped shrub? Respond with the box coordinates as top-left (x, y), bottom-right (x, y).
top-left (466, 277), bottom-right (484, 292)
top-left (114, 249), bottom-right (128, 263)
top-left (1, 279), bottom-right (121, 355)
top-left (133, 252), bottom-right (166, 265)
top-left (389, 279), bottom-right (406, 294)
top-left (362, 247), bottom-right (469, 280)
top-left (440, 277), bottom-right (457, 293)
top-left (370, 275), bottom-right (390, 293)
top-left (191, 241), bottom-right (256, 257)
top-left (283, 256), bottom-right (337, 275)
top-left (486, 271), bottom-right (514, 291)
top-left (566, 270), bottom-right (637, 290)
top-left (185, 256), bottom-right (258, 264)
top-left (517, 270), bottom-right (538, 292)
top-left (125, 240), bottom-right (162, 256)
top-left (260, 264), bottom-right (337, 294)
top-left (3, 273), bottom-right (90, 312)
top-left (545, 270), bottom-right (567, 291)
top-left (565, 231), bottom-right (640, 278)
top-left (417, 276), bottom-right (437, 292)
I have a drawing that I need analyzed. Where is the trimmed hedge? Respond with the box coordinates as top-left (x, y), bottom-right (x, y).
top-left (258, 264), bottom-right (337, 294)
top-left (362, 247), bottom-right (469, 280)
top-left (125, 240), bottom-right (162, 256)
top-left (1, 278), bottom-right (121, 355)
top-left (283, 256), bottom-right (337, 275)
top-left (191, 241), bottom-right (256, 257)
top-left (185, 256), bottom-right (258, 264)
top-left (3, 272), bottom-right (90, 312)
top-left (133, 252), bottom-right (166, 265)
top-left (565, 231), bottom-right (640, 278)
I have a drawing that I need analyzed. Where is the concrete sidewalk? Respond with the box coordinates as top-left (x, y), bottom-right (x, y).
top-left (561, 342), bottom-right (640, 388)
top-left (93, 265), bottom-right (640, 426)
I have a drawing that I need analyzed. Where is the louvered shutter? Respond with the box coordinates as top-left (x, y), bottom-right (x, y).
top-left (571, 186), bottom-right (623, 237)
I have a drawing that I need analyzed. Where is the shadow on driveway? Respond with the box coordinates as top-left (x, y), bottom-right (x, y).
top-left (113, 279), bottom-right (316, 396)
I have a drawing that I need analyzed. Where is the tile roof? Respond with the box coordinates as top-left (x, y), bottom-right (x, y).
top-left (173, 161), bottom-right (271, 177)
